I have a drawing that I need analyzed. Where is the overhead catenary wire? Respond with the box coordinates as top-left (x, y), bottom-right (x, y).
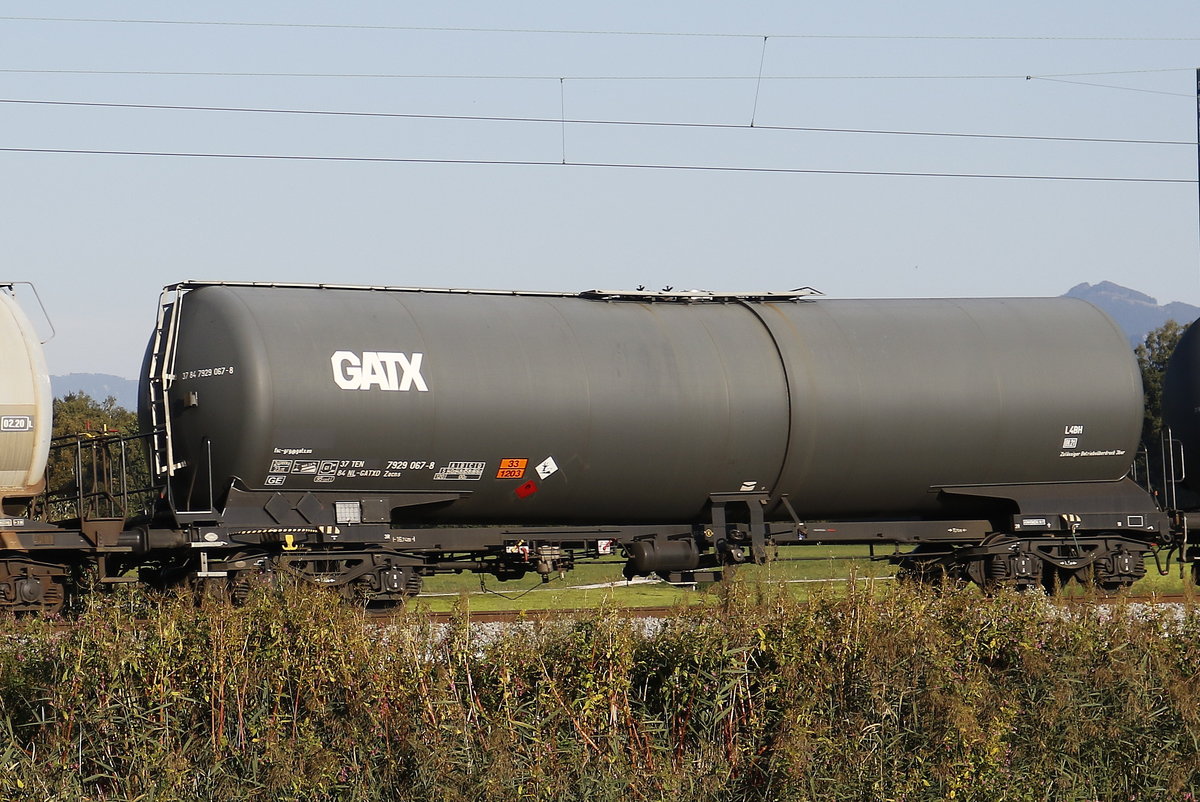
top-left (0, 146), bottom-right (1192, 184)
top-left (750, 36), bottom-right (768, 127)
top-left (0, 67), bottom-right (1191, 81)
top-left (1026, 75), bottom-right (1191, 98)
top-left (0, 98), bottom-right (1191, 146)
top-left (3, 16), bottom-right (1200, 42)
top-left (3, 67), bottom-right (1190, 100)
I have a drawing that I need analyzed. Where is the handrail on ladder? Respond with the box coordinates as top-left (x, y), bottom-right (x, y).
top-left (146, 285), bottom-right (187, 480)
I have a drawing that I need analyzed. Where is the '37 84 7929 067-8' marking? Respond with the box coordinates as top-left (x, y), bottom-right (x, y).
top-left (178, 365), bottom-right (235, 380)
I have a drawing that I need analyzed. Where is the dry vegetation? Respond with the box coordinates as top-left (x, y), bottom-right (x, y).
top-left (0, 580), bottom-right (1196, 800)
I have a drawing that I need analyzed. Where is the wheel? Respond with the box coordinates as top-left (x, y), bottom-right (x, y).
top-left (894, 546), bottom-right (958, 586)
top-left (0, 557), bottom-right (71, 615)
top-left (1091, 544), bottom-right (1146, 593)
top-left (962, 535), bottom-right (1043, 592)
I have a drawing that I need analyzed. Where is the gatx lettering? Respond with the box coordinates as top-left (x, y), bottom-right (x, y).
top-left (332, 351), bottom-right (428, 392)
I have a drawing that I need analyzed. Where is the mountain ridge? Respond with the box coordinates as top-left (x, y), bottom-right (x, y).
top-left (1062, 281), bottom-right (1200, 345)
top-left (50, 373), bottom-right (140, 411)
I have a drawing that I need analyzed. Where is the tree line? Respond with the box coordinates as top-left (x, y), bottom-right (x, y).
top-left (45, 393), bottom-right (153, 520)
top-left (1134, 319), bottom-right (1188, 502)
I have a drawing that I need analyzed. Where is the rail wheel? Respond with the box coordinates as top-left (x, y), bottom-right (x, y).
top-left (228, 569), bottom-right (275, 606)
top-left (275, 553), bottom-right (423, 609)
top-left (893, 546), bottom-right (960, 586)
top-left (189, 568), bottom-right (272, 606)
top-left (0, 557), bottom-right (71, 615)
top-left (1087, 543), bottom-right (1146, 593)
top-left (964, 535), bottom-right (1043, 592)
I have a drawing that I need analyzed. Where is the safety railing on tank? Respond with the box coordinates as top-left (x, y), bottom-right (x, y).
top-left (33, 428), bottom-right (161, 525)
top-left (165, 436), bottom-right (218, 520)
top-left (1162, 427), bottom-right (1186, 512)
top-left (0, 281), bottom-right (55, 343)
top-left (1130, 430), bottom-right (1188, 512)
top-left (1132, 428), bottom-right (1198, 578)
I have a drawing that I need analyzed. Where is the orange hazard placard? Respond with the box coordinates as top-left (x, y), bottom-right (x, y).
top-left (496, 458), bottom-right (528, 479)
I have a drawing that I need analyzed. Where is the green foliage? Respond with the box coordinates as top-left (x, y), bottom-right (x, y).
top-left (1134, 320), bottom-right (1189, 503)
top-left (51, 392), bottom-right (138, 440)
top-left (45, 392), bottom-right (153, 520)
top-left (0, 581), bottom-right (1196, 800)
top-left (1135, 319), bottom-right (1187, 448)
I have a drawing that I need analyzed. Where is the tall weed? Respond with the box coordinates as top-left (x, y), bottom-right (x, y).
top-left (0, 579), bottom-right (1193, 800)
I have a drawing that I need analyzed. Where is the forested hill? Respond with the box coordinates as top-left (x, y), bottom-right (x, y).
top-left (1063, 281), bottom-right (1200, 346)
top-left (50, 373), bottom-right (139, 410)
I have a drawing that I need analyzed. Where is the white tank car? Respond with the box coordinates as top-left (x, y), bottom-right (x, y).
top-left (0, 286), bottom-right (51, 508)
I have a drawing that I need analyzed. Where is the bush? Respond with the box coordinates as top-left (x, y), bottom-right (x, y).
top-left (0, 580), bottom-right (1195, 800)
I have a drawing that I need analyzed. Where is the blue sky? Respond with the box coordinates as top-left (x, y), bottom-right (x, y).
top-left (3, 1), bottom-right (1199, 377)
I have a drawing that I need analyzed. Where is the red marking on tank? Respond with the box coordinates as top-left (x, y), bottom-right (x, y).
top-left (516, 481), bottom-right (538, 498)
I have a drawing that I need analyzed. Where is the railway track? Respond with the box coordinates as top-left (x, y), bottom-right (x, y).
top-left (25, 589), bottom-right (1197, 630)
top-left (1059, 592), bottom-right (1195, 605)
top-left (419, 605), bottom-right (685, 625)
top-left (414, 593), bottom-right (1197, 624)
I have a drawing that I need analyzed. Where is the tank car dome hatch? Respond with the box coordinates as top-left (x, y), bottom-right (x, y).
top-left (0, 287), bottom-right (52, 504)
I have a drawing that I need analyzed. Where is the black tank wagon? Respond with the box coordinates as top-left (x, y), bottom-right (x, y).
top-left (128, 281), bottom-right (1166, 601)
top-left (1160, 317), bottom-right (1200, 551)
top-left (0, 279), bottom-right (1179, 612)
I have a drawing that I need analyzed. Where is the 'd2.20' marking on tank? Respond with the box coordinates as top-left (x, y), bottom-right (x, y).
top-left (0, 416), bottom-right (32, 432)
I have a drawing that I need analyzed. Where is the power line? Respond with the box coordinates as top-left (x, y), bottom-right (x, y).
top-left (1027, 76), bottom-right (1191, 98)
top-left (2, 16), bottom-right (1200, 41)
top-left (0, 67), bottom-right (1191, 81)
top-left (0, 146), bottom-right (1192, 183)
top-left (1040, 68), bottom-right (1191, 77)
top-left (1, 98), bottom-right (1190, 146)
